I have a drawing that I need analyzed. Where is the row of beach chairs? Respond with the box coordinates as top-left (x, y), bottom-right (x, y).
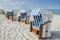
top-left (6, 9), bottom-right (30, 24)
top-left (1, 9), bottom-right (53, 39)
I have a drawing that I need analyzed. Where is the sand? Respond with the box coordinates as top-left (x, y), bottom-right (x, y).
top-left (51, 14), bottom-right (60, 31)
top-left (0, 14), bottom-right (60, 40)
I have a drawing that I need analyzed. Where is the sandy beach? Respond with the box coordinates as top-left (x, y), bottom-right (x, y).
top-left (0, 14), bottom-right (60, 40)
top-left (51, 14), bottom-right (60, 31)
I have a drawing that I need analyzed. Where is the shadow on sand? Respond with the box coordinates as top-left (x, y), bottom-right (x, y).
top-left (38, 31), bottom-right (60, 40)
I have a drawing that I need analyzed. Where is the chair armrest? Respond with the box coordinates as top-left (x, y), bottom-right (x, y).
top-left (39, 21), bottom-right (51, 39)
top-left (42, 21), bottom-right (51, 25)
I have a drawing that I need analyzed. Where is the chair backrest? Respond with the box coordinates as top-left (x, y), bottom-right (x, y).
top-left (30, 9), bottom-right (43, 30)
top-left (7, 11), bottom-right (13, 16)
top-left (33, 15), bottom-right (43, 29)
top-left (30, 9), bottom-right (41, 22)
top-left (21, 12), bottom-right (26, 19)
top-left (30, 12), bottom-right (43, 30)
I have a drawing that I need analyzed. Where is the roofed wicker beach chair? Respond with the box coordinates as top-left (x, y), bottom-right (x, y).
top-left (12, 9), bottom-right (20, 21)
top-left (0, 9), bottom-right (5, 15)
top-left (30, 9), bottom-right (53, 39)
top-left (18, 10), bottom-right (26, 23)
top-left (19, 10), bottom-right (31, 24)
top-left (6, 11), bottom-right (13, 20)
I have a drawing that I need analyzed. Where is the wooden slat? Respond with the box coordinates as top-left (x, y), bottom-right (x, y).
top-left (30, 21), bottom-right (32, 32)
top-left (32, 28), bottom-right (37, 34)
top-left (7, 16), bottom-right (9, 19)
top-left (6, 14), bottom-right (7, 17)
top-left (39, 24), bottom-right (43, 39)
top-left (18, 16), bottom-right (21, 22)
top-left (25, 17), bottom-right (27, 24)
top-left (12, 16), bottom-right (13, 21)
top-left (30, 21), bottom-right (39, 35)
top-left (20, 20), bottom-right (26, 23)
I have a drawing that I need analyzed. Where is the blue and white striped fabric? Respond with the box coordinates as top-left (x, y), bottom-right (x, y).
top-left (21, 12), bottom-right (26, 19)
top-left (32, 14), bottom-right (43, 30)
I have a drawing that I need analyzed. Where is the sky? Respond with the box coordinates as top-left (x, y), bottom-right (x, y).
top-left (0, 0), bottom-right (60, 11)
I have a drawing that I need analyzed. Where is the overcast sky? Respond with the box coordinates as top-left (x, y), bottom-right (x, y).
top-left (0, 0), bottom-right (60, 11)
